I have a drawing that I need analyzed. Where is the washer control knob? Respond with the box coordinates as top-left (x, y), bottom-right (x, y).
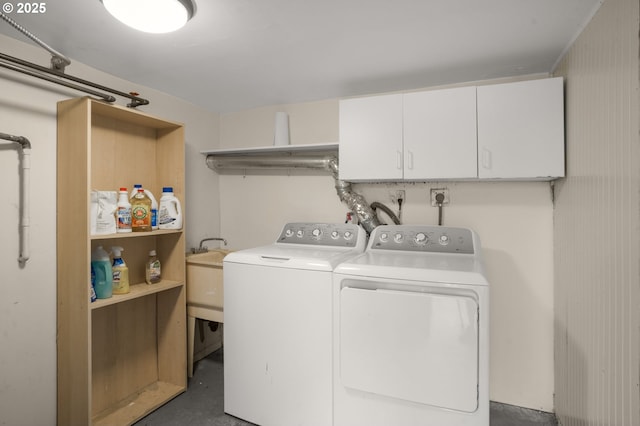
top-left (296, 230), bottom-right (304, 238)
top-left (414, 232), bottom-right (428, 245)
top-left (394, 233), bottom-right (404, 243)
top-left (379, 232), bottom-right (389, 243)
top-left (331, 230), bottom-right (340, 239)
top-left (311, 228), bottom-right (322, 239)
top-left (285, 229), bottom-right (294, 238)
top-left (439, 234), bottom-right (450, 245)
top-left (344, 231), bottom-right (353, 240)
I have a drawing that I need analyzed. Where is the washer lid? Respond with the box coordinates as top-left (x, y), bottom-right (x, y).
top-left (223, 222), bottom-right (367, 271)
top-left (224, 243), bottom-right (365, 271)
top-left (334, 250), bottom-right (489, 286)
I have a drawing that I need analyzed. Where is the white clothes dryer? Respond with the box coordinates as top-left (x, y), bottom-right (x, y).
top-left (223, 222), bottom-right (367, 426)
top-left (333, 225), bottom-right (489, 426)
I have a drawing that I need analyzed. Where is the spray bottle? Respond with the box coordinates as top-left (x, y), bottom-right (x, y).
top-left (111, 246), bottom-right (130, 294)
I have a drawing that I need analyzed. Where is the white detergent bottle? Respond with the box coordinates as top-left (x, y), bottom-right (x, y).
top-left (158, 187), bottom-right (183, 230)
top-left (130, 184), bottom-right (158, 230)
top-left (116, 187), bottom-right (132, 233)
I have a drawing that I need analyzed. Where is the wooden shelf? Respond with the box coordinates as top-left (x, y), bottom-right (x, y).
top-left (91, 229), bottom-right (182, 241)
top-left (57, 97), bottom-right (187, 425)
top-left (91, 280), bottom-right (184, 310)
top-left (201, 142), bottom-right (338, 156)
top-left (92, 381), bottom-right (184, 426)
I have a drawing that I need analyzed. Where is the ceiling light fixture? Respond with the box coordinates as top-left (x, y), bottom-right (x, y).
top-left (100, 0), bottom-right (196, 34)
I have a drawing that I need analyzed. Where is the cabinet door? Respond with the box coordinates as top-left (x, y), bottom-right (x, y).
top-left (339, 94), bottom-right (403, 181)
top-left (477, 77), bottom-right (565, 179)
top-left (403, 86), bottom-right (478, 180)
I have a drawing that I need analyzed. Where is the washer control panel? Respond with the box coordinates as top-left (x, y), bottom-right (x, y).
top-left (370, 225), bottom-right (474, 254)
top-left (277, 223), bottom-right (364, 247)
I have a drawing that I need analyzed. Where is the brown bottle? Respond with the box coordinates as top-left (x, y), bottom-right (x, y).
top-left (130, 188), bottom-right (152, 232)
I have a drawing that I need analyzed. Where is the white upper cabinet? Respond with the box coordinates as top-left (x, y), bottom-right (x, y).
top-left (339, 77), bottom-right (565, 181)
top-left (338, 93), bottom-right (403, 181)
top-left (477, 77), bottom-right (565, 179)
top-left (339, 87), bottom-right (476, 181)
top-left (403, 86), bottom-right (477, 179)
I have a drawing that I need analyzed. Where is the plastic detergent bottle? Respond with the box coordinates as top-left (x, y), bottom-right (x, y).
top-left (91, 246), bottom-right (113, 299)
top-left (130, 184), bottom-right (158, 230)
top-left (89, 276), bottom-right (97, 303)
top-left (145, 250), bottom-right (162, 284)
top-left (130, 188), bottom-right (152, 232)
top-left (111, 246), bottom-right (130, 294)
top-left (158, 187), bottom-right (183, 230)
top-left (116, 187), bottom-right (132, 233)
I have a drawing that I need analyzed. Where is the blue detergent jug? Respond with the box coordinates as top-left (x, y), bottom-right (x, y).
top-left (91, 246), bottom-right (113, 299)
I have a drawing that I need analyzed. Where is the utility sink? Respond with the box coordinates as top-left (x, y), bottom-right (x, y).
top-left (185, 248), bottom-right (232, 377)
top-left (186, 249), bottom-right (231, 313)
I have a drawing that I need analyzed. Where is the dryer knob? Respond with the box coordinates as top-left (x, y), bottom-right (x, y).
top-left (344, 231), bottom-right (353, 240)
top-left (379, 232), bottom-right (389, 242)
top-left (285, 229), bottom-right (294, 238)
top-left (394, 233), bottom-right (404, 243)
top-left (312, 228), bottom-right (322, 239)
top-left (296, 230), bottom-right (304, 238)
top-left (331, 230), bottom-right (340, 239)
top-left (414, 232), bottom-right (428, 245)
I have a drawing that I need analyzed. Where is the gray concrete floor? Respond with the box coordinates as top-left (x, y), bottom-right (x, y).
top-left (134, 348), bottom-right (557, 426)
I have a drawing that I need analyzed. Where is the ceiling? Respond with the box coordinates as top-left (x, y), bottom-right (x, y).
top-left (0, 0), bottom-right (602, 113)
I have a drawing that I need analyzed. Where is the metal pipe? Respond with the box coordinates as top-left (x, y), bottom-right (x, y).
top-left (199, 237), bottom-right (228, 248)
top-left (206, 154), bottom-right (382, 234)
top-left (0, 11), bottom-right (71, 71)
top-left (0, 60), bottom-right (116, 103)
top-left (207, 155), bottom-right (330, 171)
top-left (0, 132), bottom-right (31, 263)
top-left (0, 52), bottom-right (149, 107)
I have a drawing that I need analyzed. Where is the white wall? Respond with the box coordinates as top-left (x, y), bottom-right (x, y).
top-left (553, 0), bottom-right (640, 424)
top-left (217, 96), bottom-right (556, 411)
top-left (0, 34), bottom-right (219, 426)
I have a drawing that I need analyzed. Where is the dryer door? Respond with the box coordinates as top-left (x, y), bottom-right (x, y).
top-left (339, 284), bottom-right (479, 412)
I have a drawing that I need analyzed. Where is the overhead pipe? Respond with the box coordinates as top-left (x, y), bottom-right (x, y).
top-left (0, 52), bottom-right (149, 107)
top-left (206, 155), bottom-right (382, 234)
top-left (0, 59), bottom-right (116, 103)
top-left (0, 12), bottom-right (149, 107)
top-left (0, 11), bottom-right (70, 71)
top-left (0, 132), bottom-right (31, 263)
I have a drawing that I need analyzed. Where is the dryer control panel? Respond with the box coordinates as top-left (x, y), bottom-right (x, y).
top-left (369, 225), bottom-right (475, 254)
top-left (276, 223), bottom-right (366, 248)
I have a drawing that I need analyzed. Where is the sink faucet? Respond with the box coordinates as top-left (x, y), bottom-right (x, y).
top-left (198, 237), bottom-right (228, 252)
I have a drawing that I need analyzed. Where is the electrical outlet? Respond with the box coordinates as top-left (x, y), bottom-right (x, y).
top-left (390, 190), bottom-right (406, 205)
top-left (430, 188), bottom-right (450, 206)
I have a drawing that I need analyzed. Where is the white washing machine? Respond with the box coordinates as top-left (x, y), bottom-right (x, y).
top-left (333, 225), bottom-right (489, 426)
top-left (223, 222), bottom-right (367, 426)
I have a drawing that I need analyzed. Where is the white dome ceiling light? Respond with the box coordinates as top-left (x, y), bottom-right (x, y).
top-left (100, 0), bottom-right (196, 34)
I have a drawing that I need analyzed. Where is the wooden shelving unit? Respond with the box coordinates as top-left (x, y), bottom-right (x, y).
top-left (57, 97), bottom-right (187, 425)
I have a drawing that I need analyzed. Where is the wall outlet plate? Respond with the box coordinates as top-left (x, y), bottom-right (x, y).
top-left (390, 190), bottom-right (405, 205)
top-left (430, 188), bottom-right (450, 206)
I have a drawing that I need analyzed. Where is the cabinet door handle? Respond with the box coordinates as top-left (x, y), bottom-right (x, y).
top-left (397, 150), bottom-right (403, 170)
top-left (482, 148), bottom-right (492, 170)
top-left (407, 150), bottom-right (414, 170)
